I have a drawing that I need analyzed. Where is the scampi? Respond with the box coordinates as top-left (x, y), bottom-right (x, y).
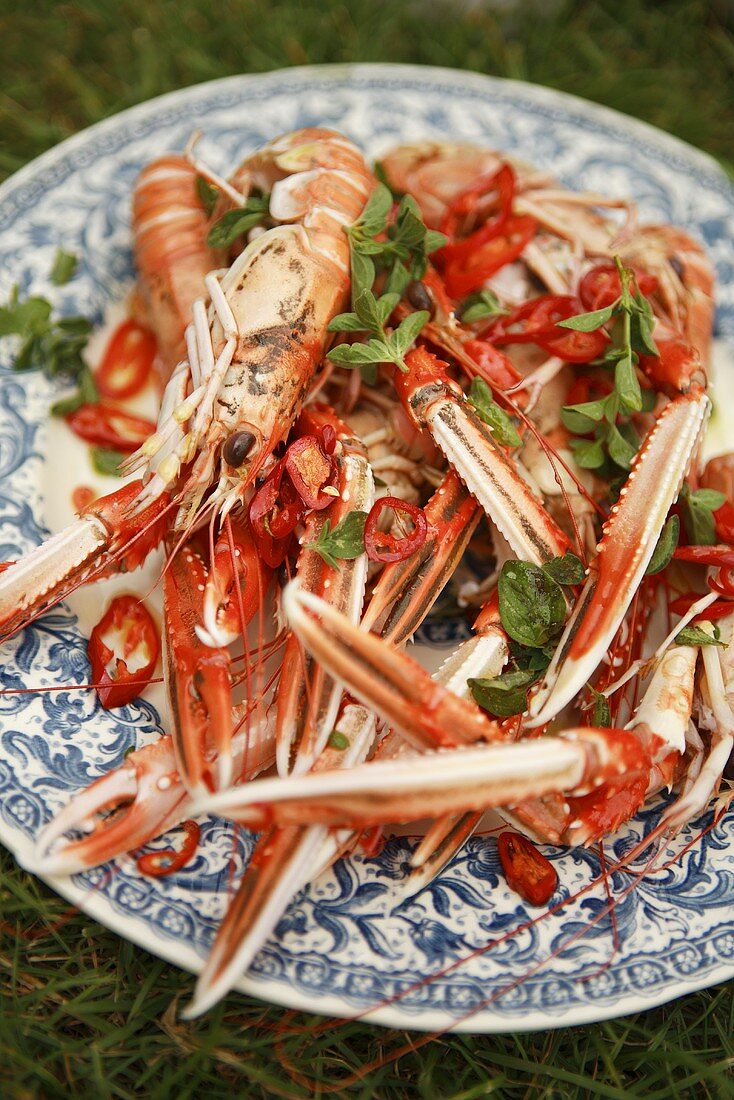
top-left (1, 129), bottom-right (731, 1022)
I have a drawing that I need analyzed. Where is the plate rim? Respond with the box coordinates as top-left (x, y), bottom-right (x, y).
top-left (1, 62), bottom-right (733, 1034)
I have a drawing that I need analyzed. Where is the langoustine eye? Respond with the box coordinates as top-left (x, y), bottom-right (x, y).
top-left (223, 430), bottom-right (256, 467)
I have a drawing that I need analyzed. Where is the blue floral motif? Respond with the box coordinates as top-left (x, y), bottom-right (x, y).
top-left (0, 66), bottom-right (733, 1032)
top-left (401, 916), bottom-right (470, 963)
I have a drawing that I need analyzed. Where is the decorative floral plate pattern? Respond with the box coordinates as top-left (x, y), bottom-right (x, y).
top-left (0, 65), bottom-right (733, 1033)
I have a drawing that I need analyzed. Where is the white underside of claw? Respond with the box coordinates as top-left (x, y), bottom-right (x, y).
top-left (528, 392), bottom-right (711, 727)
top-left (426, 398), bottom-right (568, 566)
top-left (435, 630), bottom-right (508, 699)
top-left (660, 623), bottom-right (734, 835)
top-left (185, 704), bottom-right (376, 1018)
top-left (182, 825), bottom-right (328, 1020)
top-left (195, 738), bottom-right (590, 829)
top-left (0, 514), bottom-right (108, 628)
top-left (628, 644), bottom-right (697, 760)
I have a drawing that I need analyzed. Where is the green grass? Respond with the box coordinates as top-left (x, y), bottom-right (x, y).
top-left (2, 847), bottom-right (733, 1100)
top-left (1, 1), bottom-right (733, 1096)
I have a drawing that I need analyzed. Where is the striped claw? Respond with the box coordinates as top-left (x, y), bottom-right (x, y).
top-left (164, 540), bottom-right (234, 795)
top-left (32, 715), bottom-right (276, 877)
top-left (184, 703), bottom-right (376, 1020)
top-left (361, 468), bottom-right (481, 642)
top-left (527, 391), bottom-right (710, 728)
top-left (183, 824), bottom-right (325, 1019)
top-left (282, 581), bottom-right (503, 751)
top-left (197, 728), bottom-right (649, 833)
top-left (0, 479), bottom-right (170, 641)
top-left (394, 348), bottom-right (571, 565)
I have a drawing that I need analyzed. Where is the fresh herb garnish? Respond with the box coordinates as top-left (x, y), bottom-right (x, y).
top-left (645, 514), bottom-right (680, 575)
top-left (305, 510), bottom-right (368, 569)
top-left (675, 622), bottom-right (726, 648)
top-left (471, 552), bottom-right (579, 718)
top-left (326, 184), bottom-right (446, 374)
top-left (207, 193), bottom-right (270, 249)
top-left (468, 377), bottom-right (522, 447)
top-left (498, 560), bottom-right (567, 649)
top-left (0, 284), bottom-right (93, 387)
top-left (460, 288), bottom-right (508, 324)
top-left (561, 258), bottom-right (659, 474)
top-left (50, 366), bottom-right (99, 416)
top-left (50, 249), bottom-right (78, 286)
top-left (90, 447), bottom-right (125, 477)
top-left (588, 685), bottom-right (612, 727)
top-left (327, 729), bottom-right (350, 750)
top-left (678, 484), bottom-right (726, 546)
top-left (469, 668), bottom-right (539, 719)
top-left (196, 175), bottom-right (219, 217)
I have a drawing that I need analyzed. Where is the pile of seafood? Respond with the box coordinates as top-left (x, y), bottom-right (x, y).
top-left (1, 127), bottom-right (732, 1018)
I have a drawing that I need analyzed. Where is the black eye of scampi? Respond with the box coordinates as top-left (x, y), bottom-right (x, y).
top-left (406, 279), bottom-right (434, 315)
top-left (223, 430), bottom-right (256, 467)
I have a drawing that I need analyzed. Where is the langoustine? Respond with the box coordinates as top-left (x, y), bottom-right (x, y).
top-left (2, 130), bottom-right (731, 1024)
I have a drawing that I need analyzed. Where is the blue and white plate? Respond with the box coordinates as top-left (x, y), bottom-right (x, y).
top-left (1, 65), bottom-right (733, 1033)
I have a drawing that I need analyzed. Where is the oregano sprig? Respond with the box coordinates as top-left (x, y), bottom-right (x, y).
top-left (305, 511), bottom-right (368, 568)
top-left (560, 258), bottom-right (660, 474)
top-left (469, 552), bottom-right (583, 718)
top-left (327, 184), bottom-right (446, 375)
top-left (207, 193), bottom-right (270, 249)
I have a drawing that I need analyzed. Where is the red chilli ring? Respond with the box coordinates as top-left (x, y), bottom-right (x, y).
top-left (364, 497), bottom-right (428, 563)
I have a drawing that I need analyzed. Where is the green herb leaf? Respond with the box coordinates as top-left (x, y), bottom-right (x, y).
top-left (469, 668), bottom-right (540, 718)
top-left (509, 641), bottom-right (552, 673)
top-left (196, 175), bottom-right (219, 216)
top-left (561, 399), bottom-right (607, 434)
top-left (557, 303), bottom-right (617, 332)
top-left (679, 484), bottom-right (726, 546)
top-left (306, 510), bottom-right (368, 568)
top-left (353, 287), bottom-right (384, 332)
top-left (207, 194), bottom-right (269, 248)
top-left (542, 551), bottom-right (586, 586)
top-left (468, 377), bottom-right (522, 447)
top-left (691, 489), bottom-right (727, 511)
top-left (391, 310), bottom-right (430, 358)
top-left (606, 424), bottom-right (638, 469)
top-left (327, 339), bottom-right (393, 368)
top-left (350, 250), bottom-right (376, 305)
top-left (640, 387), bottom-right (658, 413)
top-left (383, 260), bottom-right (411, 297)
top-left (569, 436), bottom-right (606, 469)
top-left (50, 366), bottom-right (98, 416)
top-left (90, 447), bottom-right (125, 477)
top-left (645, 514), bottom-right (680, 575)
top-left (589, 686), bottom-right (611, 727)
top-left (0, 283), bottom-right (92, 385)
top-left (327, 729), bottom-right (350, 750)
top-left (50, 249), bottom-right (78, 286)
top-left (327, 312), bottom-right (369, 334)
top-left (424, 230), bottom-right (449, 254)
top-left (353, 183), bottom-right (392, 238)
top-left (614, 354), bottom-right (642, 413)
top-left (498, 560), bottom-right (566, 648)
top-left (376, 292), bottom-right (401, 326)
top-left (460, 289), bottom-right (508, 323)
top-left (675, 622), bottom-right (726, 648)
top-left (630, 290), bottom-right (659, 356)
top-left (0, 286), bottom-right (52, 339)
